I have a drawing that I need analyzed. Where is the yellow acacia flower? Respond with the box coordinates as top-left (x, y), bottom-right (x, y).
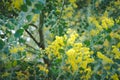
top-left (115, 16), bottom-right (120, 24)
top-left (55, 36), bottom-right (64, 46)
top-left (10, 47), bottom-right (18, 53)
top-left (81, 61), bottom-right (88, 69)
top-left (16, 71), bottom-right (29, 80)
top-left (101, 20), bottom-right (108, 29)
top-left (73, 3), bottom-right (78, 8)
top-left (12, 0), bottom-right (23, 10)
top-left (104, 65), bottom-right (110, 70)
top-left (97, 52), bottom-right (114, 63)
top-left (37, 64), bottom-right (49, 74)
top-left (63, 11), bottom-right (73, 19)
top-left (2, 72), bottom-right (10, 77)
top-left (66, 49), bottom-right (75, 57)
top-left (32, 14), bottom-right (39, 22)
top-left (112, 46), bottom-right (120, 59)
top-left (117, 42), bottom-right (120, 47)
top-left (18, 45), bottom-right (25, 51)
top-left (64, 6), bottom-right (73, 11)
top-left (101, 17), bottom-right (114, 30)
top-left (103, 39), bottom-right (109, 47)
top-left (69, 0), bottom-right (76, 3)
top-left (10, 45), bottom-right (25, 54)
top-left (84, 67), bottom-right (93, 80)
top-left (16, 71), bottom-right (24, 76)
top-left (67, 31), bottom-right (78, 45)
top-left (111, 74), bottom-right (119, 80)
top-left (90, 29), bottom-right (99, 36)
top-left (45, 29), bottom-right (94, 74)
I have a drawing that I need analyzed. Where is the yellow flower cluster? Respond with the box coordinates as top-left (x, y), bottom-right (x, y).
top-left (66, 45), bottom-right (94, 73)
top-left (46, 29), bottom-right (94, 77)
top-left (88, 13), bottom-right (114, 36)
top-left (89, 16), bottom-right (114, 30)
top-left (90, 29), bottom-right (99, 36)
top-left (62, 6), bottom-right (74, 19)
top-left (103, 39), bottom-right (109, 47)
top-left (10, 45), bottom-right (26, 54)
top-left (81, 67), bottom-right (93, 80)
top-left (101, 16), bottom-right (114, 30)
top-left (62, 0), bottom-right (77, 19)
top-left (97, 52), bottom-right (114, 64)
top-left (45, 35), bottom-right (66, 59)
top-left (12, 0), bottom-right (23, 10)
top-left (69, 0), bottom-right (78, 8)
top-left (111, 73), bottom-right (119, 80)
top-left (69, 0), bottom-right (76, 3)
top-left (16, 71), bottom-right (29, 80)
top-left (37, 64), bottom-right (49, 74)
top-left (110, 31), bottom-right (120, 40)
top-left (2, 72), bottom-right (10, 77)
top-left (67, 30), bottom-right (78, 45)
top-left (32, 14), bottom-right (39, 22)
top-left (115, 16), bottom-right (120, 23)
top-left (112, 43), bottom-right (120, 59)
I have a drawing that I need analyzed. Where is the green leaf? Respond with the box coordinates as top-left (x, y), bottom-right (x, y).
top-left (34, 3), bottom-right (43, 10)
top-left (58, 26), bottom-right (64, 36)
top-left (19, 38), bottom-right (26, 43)
top-left (6, 62), bottom-right (12, 69)
top-left (106, 35), bottom-right (111, 41)
top-left (59, 49), bottom-right (65, 53)
top-left (6, 23), bottom-right (14, 30)
top-left (14, 29), bottom-right (24, 38)
top-left (25, 0), bottom-right (32, 6)
top-left (0, 39), bottom-right (5, 50)
top-left (32, 9), bottom-right (40, 14)
top-left (23, 24), bottom-right (29, 29)
top-left (67, 45), bottom-right (73, 50)
top-left (21, 4), bottom-right (28, 12)
top-left (26, 15), bottom-right (32, 22)
top-left (84, 40), bottom-right (90, 46)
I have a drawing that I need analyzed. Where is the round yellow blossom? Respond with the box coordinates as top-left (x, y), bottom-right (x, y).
top-left (10, 47), bottom-right (18, 53)
top-left (10, 45), bottom-right (25, 54)
top-left (12, 0), bottom-right (23, 10)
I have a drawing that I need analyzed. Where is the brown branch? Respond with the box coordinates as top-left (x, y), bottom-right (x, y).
top-left (38, 11), bottom-right (45, 49)
top-left (38, 10), bottom-right (51, 66)
top-left (25, 29), bottom-right (39, 47)
top-left (29, 23), bottom-right (38, 29)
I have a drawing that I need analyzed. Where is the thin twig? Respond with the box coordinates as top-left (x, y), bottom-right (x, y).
top-left (29, 23), bottom-right (38, 29)
top-left (25, 29), bottom-right (39, 47)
